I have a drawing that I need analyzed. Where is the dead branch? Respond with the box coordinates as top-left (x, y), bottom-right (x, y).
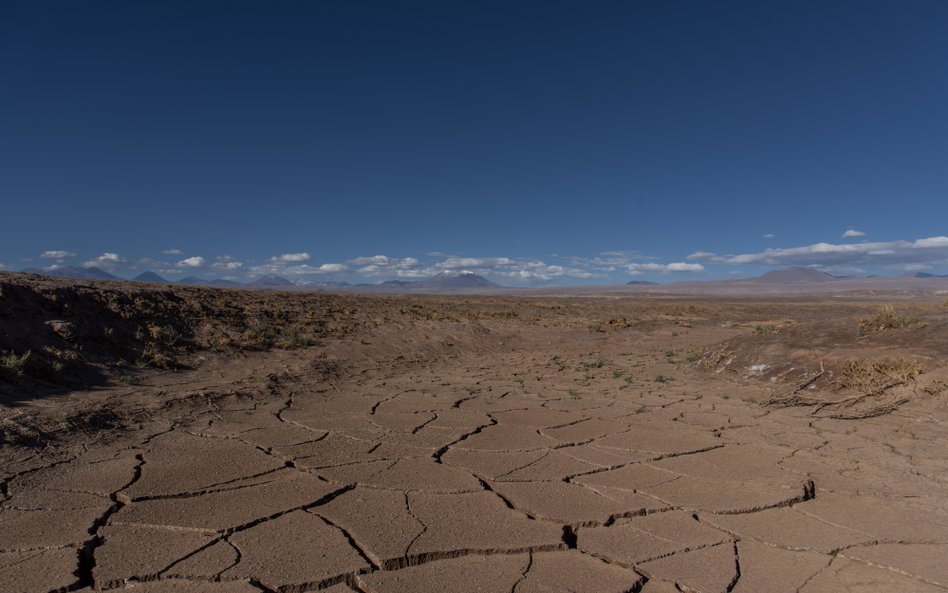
top-left (765, 360), bottom-right (825, 408)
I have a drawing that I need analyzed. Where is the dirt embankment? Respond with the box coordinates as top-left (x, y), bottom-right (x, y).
top-left (0, 273), bottom-right (374, 396)
top-left (2, 275), bottom-right (948, 593)
top-left (3, 272), bottom-right (946, 431)
top-left (0, 273), bottom-right (584, 405)
top-left (690, 301), bottom-right (948, 418)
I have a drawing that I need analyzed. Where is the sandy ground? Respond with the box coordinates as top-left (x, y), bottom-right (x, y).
top-left (2, 279), bottom-right (948, 592)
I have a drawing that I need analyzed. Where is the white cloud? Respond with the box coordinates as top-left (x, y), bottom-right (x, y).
top-left (436, 257), bottom-right (515, 270)
top-left (567, 251), bottom-right (659, 268)
top-left (914, 236), bottom-right (948, 248)
top-left (704, 236), bottom-right (948, 269)
top-left (688, 250), bottom-right (749, 264)
top-left (625, 262), bottom-right (705, 275)
top-left (762, 233), bottom-right (776, 239)
top-left (666, 262), bottom-right (705, 272)
top-left (393, 267), bottom-right (438, 278)
top-left (178, 256), bottom-right (206, 268)
top-left (556, 252), bottom-right (664, 280)
top-left (289, 263), bottom-right (348, 274)
top-left (40, 250), bottom-right (76, 259)
top-left (347, 256), bottom-right (426, 277)
top-left (210, 255), bottom-right (244, 271)
top-left (340, 254), bottom-right (603, 282)
top-left (842, 229), bottom-right (866, 238)
top-left (270, 252), bottom-right (311, 263)
top-left (249, 261), bottom-right (348, 276)
top-left (687, 251), bottom-right (716, 261)
top-left (496, 262), bottom-right (600, 281)
top-left (84, 252), bottom-right (128, 270)
top-left (429, 255), bottom-right (601, 282)
top-left (349, 255), bottom-right (391, 266)
top-left (163, 249), bottom-right (183, 255)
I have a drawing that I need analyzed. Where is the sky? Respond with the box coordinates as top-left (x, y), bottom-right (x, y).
top-left (2, 1), bottom-right (947, 285)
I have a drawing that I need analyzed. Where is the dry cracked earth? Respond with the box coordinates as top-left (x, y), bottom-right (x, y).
top-left (2, 283), bottom-right (948, 593)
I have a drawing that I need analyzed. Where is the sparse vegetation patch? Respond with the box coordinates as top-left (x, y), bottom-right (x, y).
top-left (858, 305), bottom-right (918, 335)
top-left (582, 354), bottom-right (608, 370)
top-left (0, 350), bottom-right (31, 380)
top-left (836, 358), bottom-right (923, 394)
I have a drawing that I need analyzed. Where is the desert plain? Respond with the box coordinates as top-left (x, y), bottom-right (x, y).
top-left (2, 273), bottom-right (948, 593)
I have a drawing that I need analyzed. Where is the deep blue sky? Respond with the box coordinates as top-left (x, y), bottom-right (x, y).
top-left (2, 1), bottom-right (947, 284)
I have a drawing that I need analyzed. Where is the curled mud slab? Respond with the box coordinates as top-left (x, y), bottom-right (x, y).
top-left (2, 283), bottom-right (948, 592)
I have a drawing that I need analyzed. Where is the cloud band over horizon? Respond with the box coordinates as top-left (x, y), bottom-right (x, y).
top-left (15, 232), bottom-right (948, 284)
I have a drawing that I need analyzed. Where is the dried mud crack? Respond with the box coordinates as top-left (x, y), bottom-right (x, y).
top-left (2, 278), bottom-right (948, 592)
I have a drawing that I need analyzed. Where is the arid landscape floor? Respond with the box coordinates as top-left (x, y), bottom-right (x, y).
top-left (2, 275), bottom-right (948, 592)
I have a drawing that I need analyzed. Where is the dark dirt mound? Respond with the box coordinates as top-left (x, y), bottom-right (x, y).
top-left (0, 273), bottom-right (369, 402)
top-left (0, 273), bottom-right (581, 405)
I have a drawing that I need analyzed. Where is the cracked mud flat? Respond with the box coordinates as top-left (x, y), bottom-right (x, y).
top-left (2, 280), bottom-right (948, 592)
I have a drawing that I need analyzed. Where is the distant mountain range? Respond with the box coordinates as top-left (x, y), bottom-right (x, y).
top-left (10, 265), bottom-right (948, 295)
top-left (752, 267), bottom-right (834, 284)
top-left (320, 272), bottom-right (502, 292)
top-left (133, 271), bottom-right (168, 283)
top-left (177, 276), bottom-right (243, 287)
top-left (560, 266), bottom-right (948, 296)
top-left (249, 274), bottom-right (295, 288)
top-left (22, 266), bottom-right (247, 288)
top-left (14, 267), bottom-right (504, 292)
top-left (22, 265), bottom-right (120, 281)
top-left (414, 272), bottom-right (501, 289)
top-left (913, 272), bottom-right (948, 278)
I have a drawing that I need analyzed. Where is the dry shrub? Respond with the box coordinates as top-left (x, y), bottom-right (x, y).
top-left (235, 322), bottom-right (272, 349)
top-left (691, 345), bottom-right (733, 370)
top-left (835, 358), bottom-right (923, 393)
top-left (858, 305), bottom-right (918, 335)
top-left (311, 359), bottom-right (340, 382)
top-left (139, 344), bottom-right (173, 369)
top-left (280, 327), bottom-right (315, 349)
top-left (146, 323), bottom-right (182, 347)
top-left (1, 349), bottom-right (71, 384)
top-left (1, 350), bottom-right (31, 379)
top-left (605, 317), bottom-right (632, 329)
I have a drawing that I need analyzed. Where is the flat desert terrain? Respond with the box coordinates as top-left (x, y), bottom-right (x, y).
top-left (2, 273), bottom-right (948, 593)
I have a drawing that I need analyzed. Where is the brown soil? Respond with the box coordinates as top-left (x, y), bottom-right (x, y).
top-left (2, 272), bottom-right (947, 592)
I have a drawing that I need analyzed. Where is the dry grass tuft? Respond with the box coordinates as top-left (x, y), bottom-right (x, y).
top-left (280, 327), bottom-right (316, 349)
top-left (1, 350), bottom-right (31, 379)
top-left (835, 358), bottom-right (923, 393)
top-left (858, 305), bottom-right (919, 335)
top-left (767, 357), bottom-right (924, 419)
